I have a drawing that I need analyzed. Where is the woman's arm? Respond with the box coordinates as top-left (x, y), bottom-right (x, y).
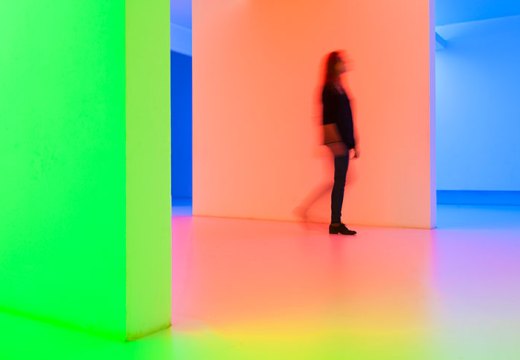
top-left (351, 98), bottom-right (360, 158)
top-left (322, 86), bottom-right (347, 156)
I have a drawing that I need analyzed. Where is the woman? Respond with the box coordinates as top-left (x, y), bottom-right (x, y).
top-left (322, 51), bottom-right (359, 235)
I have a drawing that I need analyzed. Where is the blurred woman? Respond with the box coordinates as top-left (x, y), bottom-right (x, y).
top-left (322, 51), bottom-right (359, 235)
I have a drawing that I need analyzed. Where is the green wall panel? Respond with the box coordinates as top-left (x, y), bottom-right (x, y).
top-left (0, 0), bottom-right (170, 340)
top-left (126, 0), bottom-right (172, 339)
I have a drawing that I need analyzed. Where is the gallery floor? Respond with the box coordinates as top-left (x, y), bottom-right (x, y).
top-left (1, 205), bottom-right (519, 359)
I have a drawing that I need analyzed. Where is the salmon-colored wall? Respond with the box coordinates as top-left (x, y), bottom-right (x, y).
top-left (193, 0), bottom-right (435, 228)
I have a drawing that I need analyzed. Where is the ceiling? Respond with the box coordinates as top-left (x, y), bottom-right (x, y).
top-left (171, 0), bottom-right (192, 29)
top-left (170, 0), bottom-right (520, 30)
top-left (436, 0), bottom-right (520, 26)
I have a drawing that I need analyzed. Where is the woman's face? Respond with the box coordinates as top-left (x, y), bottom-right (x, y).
top-left (335, 57), bottom-right (347, 76)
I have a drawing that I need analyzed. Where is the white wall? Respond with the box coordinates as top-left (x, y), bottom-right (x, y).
top-left (193, 0), bottom-right (436, 228)
top-left (436, 15), bottom-right (520, 191)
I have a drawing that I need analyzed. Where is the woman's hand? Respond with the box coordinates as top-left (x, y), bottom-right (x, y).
top-left (352, 147), bottom-right (360, 159)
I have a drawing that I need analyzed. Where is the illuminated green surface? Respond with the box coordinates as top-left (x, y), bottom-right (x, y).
top-left (126, 0), bottom-right (172, 339)
top-left (4, 310), bottom-right (514, 360)
top-left (0, 0), bottom-right (170, 339)
top-left (0, 311), bottom-right (434, 360)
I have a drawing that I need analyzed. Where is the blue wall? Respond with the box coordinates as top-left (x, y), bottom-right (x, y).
top-left (436, 15), bottom-right (520, 193)
top-left (171, 51), bottom-right (192, 203)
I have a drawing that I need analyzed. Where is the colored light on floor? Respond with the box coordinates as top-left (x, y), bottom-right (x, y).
top-left (1, 205), bottom-right (520, 359)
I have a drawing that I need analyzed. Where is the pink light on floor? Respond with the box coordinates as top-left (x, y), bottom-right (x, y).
top-left (172, 216), bottom-right (434, 332)
top-left (170, 205), bottom-right (520, 358)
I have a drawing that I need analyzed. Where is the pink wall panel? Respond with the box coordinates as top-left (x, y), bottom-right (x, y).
top-left (193, 0), bottom-right (435, 228)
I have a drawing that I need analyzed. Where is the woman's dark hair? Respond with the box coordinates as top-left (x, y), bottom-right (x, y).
top-left (324, 51), bottom-right (342, 85)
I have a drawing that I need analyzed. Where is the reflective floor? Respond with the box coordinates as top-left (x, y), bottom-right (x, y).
top-left (2, 205), bottom-right (520, 359)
